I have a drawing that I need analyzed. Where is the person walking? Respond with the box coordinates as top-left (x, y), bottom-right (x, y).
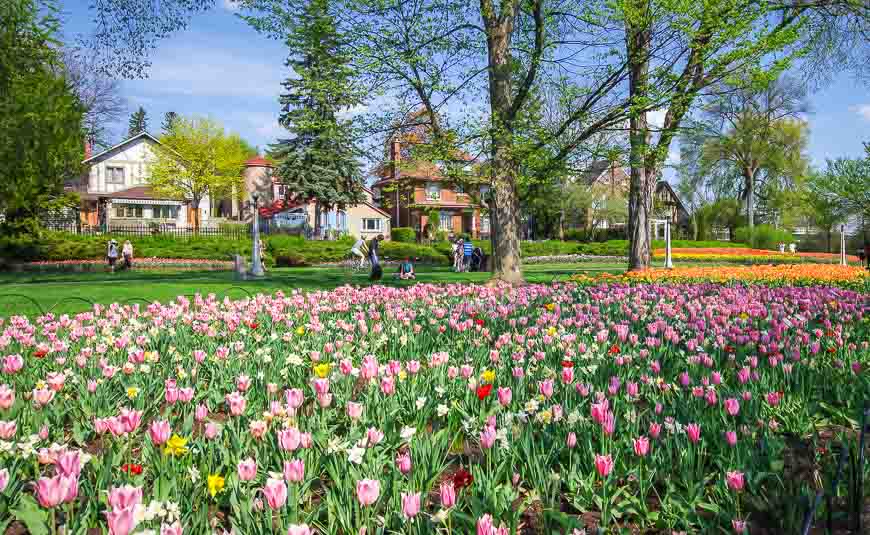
top-left (368, 234), bottom-right (383, 280)
top-left (122, 240), bottom-right (133, 270)
top-left (106, 240), bottom-right (119, 272)
top-left (453, 238), bottom-right (464, 272)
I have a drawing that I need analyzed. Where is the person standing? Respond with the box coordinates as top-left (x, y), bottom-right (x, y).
top-left (463, 237), bottom-right (473, 271)
top-left (122, 240), bottom-right (133, 270)
top-left (106, 240), bottom-right (119, 272)
top-left (351, 236), bottom-right (366, 268)
top-left (788, 242), bottom-right (796, 254)
top-left (453, 238), bottom-right (464, 272)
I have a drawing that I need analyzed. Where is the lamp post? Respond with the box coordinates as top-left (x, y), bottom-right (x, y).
top-left (665, 219), bottom-right (673, 269)
top-left (840, 224), bottom-right (847, 267)
top-left (250, 193), bottom-right (265, 278)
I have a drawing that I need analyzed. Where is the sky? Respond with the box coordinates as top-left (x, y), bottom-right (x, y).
top-left (59, 0), bottom-right (870, 179)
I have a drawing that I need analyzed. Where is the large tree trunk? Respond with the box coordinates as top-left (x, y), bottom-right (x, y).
top-left (314, 201), bottom-right (322, 239)
top-left (482, 5), bottom-right (523, 284)
top-left (625, 3), bottom-right (653, 271)
top-left (191, 195), bottom-right (201, 231)
top-left (744, 167), bottom-right (755, 229)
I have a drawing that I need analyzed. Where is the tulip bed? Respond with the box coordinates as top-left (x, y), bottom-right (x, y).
top-left (0, 281), bottom-right (868, 534)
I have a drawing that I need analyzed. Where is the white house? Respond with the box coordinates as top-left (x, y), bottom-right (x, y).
top-left (69, 132), bottom-right (210, 228)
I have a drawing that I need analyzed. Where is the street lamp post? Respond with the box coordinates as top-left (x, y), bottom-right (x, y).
top-left (840, 224), bottom-right (847, 267)
top-left (250, 193), bottom-right (265, 278)
top-left (665, 219), bottom-right (673, 269)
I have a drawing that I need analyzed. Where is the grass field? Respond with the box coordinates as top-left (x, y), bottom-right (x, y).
top-left (0, 263), bottom-right (627, 316)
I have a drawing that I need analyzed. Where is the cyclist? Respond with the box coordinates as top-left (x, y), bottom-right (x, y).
top-left (350, 236), bottom-right (366, 268)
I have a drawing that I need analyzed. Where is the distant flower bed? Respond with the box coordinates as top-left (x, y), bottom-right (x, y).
top-left (652, 247), bottom-right (860, 264)
top-left (522, 254), bottom-right (627, 264)
top-left (574, 264), bottom-right (869, 289)
top-left (20, 258), bottom-right (233, 271)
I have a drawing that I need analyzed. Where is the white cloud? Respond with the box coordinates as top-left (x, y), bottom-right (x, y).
top-left (337, 104), bottom-right (369, 119)
top-left (850, 104), bottom-right (870, 122)
top-left (666, 147), bottom-right (681, 166)
top-left (222, 0), bottom-right (240, 11)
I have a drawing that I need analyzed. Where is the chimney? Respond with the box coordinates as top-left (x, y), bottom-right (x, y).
top-left (84, 139), bottom-right (92, 160)
top-left (391, 139), bottom-right (402, 178)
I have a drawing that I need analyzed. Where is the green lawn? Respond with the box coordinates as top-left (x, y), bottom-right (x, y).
top-left (0, 263), bottom-right (627, 316)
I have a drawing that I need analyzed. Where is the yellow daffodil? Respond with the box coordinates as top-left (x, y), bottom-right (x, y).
top-left (398, 370), bottom-right (407, 381)
top-left (481, 370), bottom-right (495, 383)
top-left (547, 327), bottom-right (557, 337)
top-left (739, 312), bottom-right (749, 320)
top-left (126, 387), bottom-right (139, 399)
top-left (296, 326), bottom-right (305, 336)
top-left (544, 303), bottom-right (555, 312)
top-left (313, 363), bottom-right (331, 378)
top-left (35, 380), bottom-right (46, 390)
top-left (207, 474), bottom-right (225, 498)
top-left (163, 434), bottom-right (189, 457)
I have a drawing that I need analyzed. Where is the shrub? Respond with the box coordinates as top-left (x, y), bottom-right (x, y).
top-left (391, 227), bottom-right (417, 243)
top-left (733, 225), bottom-right (794, 250)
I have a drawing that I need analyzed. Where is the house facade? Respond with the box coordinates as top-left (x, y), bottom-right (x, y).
top-left (243, 157), bottom-right (391, 240)
top-left (370, 136), bottom-right (486, 239)
top-left (67, 132), bottom-right (211, 229)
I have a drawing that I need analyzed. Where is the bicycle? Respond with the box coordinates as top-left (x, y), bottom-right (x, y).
top-left (343, 252), bottom-right (369, 275)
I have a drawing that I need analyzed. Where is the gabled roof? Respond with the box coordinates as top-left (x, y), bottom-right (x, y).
top-left (576, 160), bottom-right (628, 186)
top-left (655, 180), bottom-right (689, 215)
top-left (82, 132), bottom-right (161, 164)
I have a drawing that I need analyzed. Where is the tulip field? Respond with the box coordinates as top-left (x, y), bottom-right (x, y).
top-left (0, 273), bottom-right (868, 534)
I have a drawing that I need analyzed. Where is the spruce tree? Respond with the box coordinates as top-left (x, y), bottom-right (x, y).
top-left (161, 111), bottom-right (178, 135)
top-left (128, 106), bottom-right (148, 137)
top-left (269, 0), bottom-right (363, 234)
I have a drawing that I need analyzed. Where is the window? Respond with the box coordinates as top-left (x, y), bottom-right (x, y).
top-left (425, 182), bottom-right (440, 201)
top-left (106, 166), bottom-right (125, 185)
top-left (362, 218), bottom-right (382, 231)
top-left (275, 185), bottom-right (288, 198)
top-left (454, 183), bottom-right (465, 194)
top-left (153, 206), bottom-right (177, 219)
top-left (439, 211), bottom-right (452, 230)
top-left (114, 204), bottom-right (143, 218)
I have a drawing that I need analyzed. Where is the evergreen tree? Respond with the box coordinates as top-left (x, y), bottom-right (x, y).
top-left (161, 111), bottom-right (179, 135)
top-left (128, 106), bottom-right (149, 137)
top-left (269, 0), bottom-right (363, 233)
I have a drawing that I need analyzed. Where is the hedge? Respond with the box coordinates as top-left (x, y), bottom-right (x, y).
top-left (390, 227), bottom-right (417, 243)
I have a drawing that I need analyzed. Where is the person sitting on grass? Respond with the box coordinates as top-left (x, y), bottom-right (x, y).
top-left (396, 257), bottom-right (416, 280)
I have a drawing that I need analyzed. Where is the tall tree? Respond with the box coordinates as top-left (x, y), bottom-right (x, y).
top-left (0, 0), bottom-right (85, 235)
top-left (128, 105), bottom-right (148, 137)
top-left (817, 143), bottom-right (870, 223)
top-left (61, 47), bottom-right (126, 149)
top-left (147, 116), bottom-right (249, 230)
top-left (162, 111), bottom-right (179, 135)
top-left (678, 77), bottom-right (810, 229)
top-left (802, 171), bottom-right (850, 252)
top-left (267, 0), bottom-right (363, 236)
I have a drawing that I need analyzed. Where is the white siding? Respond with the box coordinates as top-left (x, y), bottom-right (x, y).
top-left (87, 138), bottom-right (157, 194)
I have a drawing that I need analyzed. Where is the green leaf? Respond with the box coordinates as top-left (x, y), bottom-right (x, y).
top-left (11, 495), bottom-right (49, 535)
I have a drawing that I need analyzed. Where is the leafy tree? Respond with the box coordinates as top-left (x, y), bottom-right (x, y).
top-left (0, 0), bottom-right (85, 235)
top-left (162, 111), bottom-right (179, 135)
top-left (802, 171), bottom-right (850, 252)
top-left (267, 0), bottom-right (363, 236)
top-left (128, 105), bottom-right (149, 137)
top-left (62, 46), bottom-right (126, 149)
top-left (817, 143), bottom-right (870, 222)
top-left (146, 116), bottom-right (249, 230)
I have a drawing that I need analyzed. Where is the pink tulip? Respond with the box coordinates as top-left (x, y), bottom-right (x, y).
top-left (633, 436), bottom-right (650, 457)
top-left (204, 423), bottom-right (221, 440)
top-left (347, 402), bottom-right (363, 420)
top-left (164, 387), bottom-right (179, 404)
top-left (497, 387), bottom-right (512, 406)
top-left (36, 475), bottom-right (70, 508)
top-left (0, 420), bottom-right (15, 439)
top-left (440, 481), bottom-right (456, 508)
top-left (226, 391), bottom-right (247, 416)
top-left (312, 378), bottom-right (329, 395)
top-left (732, 518), bottom-right (747, 533)
top-left (108, 485), bottom-right (143, 511)
top-left (561, 367), bottom-right (574, 384)
top-left (356, 479), bottom-right (380, 506)
top-left (480, 425), bottom-right (497, 449)
top-left (300, 432), bottom-right (313, 448)
top-left (725, 431), bottom-right (738, 447)
top-left (649, 422), bottom-right (662, 439)
top-left (120, 409), bottom-right (142, 433)
top-left (380, 376), bottom-right (395, 395)
top-left (594, 454), bottom-right (614, 478)
top-left (0, 468), bottom-right (8, 493)
top-left (277, 427), bottom-right (301, 451)
top-left (724, 398), bottom-right (740, 416)
top-left (195, 404), bottom-right (208, 421)
top-left (238, 458), bottom-right (257, 481)
top-left (149, 420), bottom-right (171, 445)
top-left (249, 420), bottom-right (268, 439)
top-left (32, 387), bottom-right (55, 407)
top-left (686, 423), bottom-right (701, 443)
top-left (477, 514), bottom-right (494, 535)
top-left (178, 387), bottom-right (194, 403)
top-left (286, 525), bottom-right (313, 535)
top-left (316, 393), bottom-right (332, 408)
top-left (566, 432), bottom-right (577, 449)
top-left (2, 355), bottom-right (23, 374)
top-left (396, 451), bottom-right (412, 474)
top-left (726, 471), bottom-right (745, 492)
top-left (366, 427), bottom-right (384, 445)
top-left (160, 522), bottom-right (183, 535)
top-left (361, 355), bottom-right (378, 379)
top-left (106, 506), bottom-right (137, 535)
top-left (590, 400), bottom-right (608, 424)
top-left (237, 374), bottom-right (252, 392)
top-left (602, 411), bottom-right (616, 435)
top-left (401, 491), bottom-right (421, 520)
top-left (285, 388), bottom-right (304, 409)
top-left (284, 459), bottom-right (305, 483)
top-left (539, 379), bottom-right (554, 399)
top-left (263, 478), bottom-right (288, 509)
top-left (56, 450), bottom-right (82, 478)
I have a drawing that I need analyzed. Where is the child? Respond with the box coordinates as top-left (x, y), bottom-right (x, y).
top-left (396, 257), bottom-right (416, 280)
top-left (106, 240), bottom-right (119, 272)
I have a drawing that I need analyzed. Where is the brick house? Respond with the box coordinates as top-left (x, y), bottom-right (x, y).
top-left (370, 133), bottom-right (486, 239)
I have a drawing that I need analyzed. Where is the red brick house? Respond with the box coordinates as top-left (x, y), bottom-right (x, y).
top-left (370, 126), bottom-right (486, 239)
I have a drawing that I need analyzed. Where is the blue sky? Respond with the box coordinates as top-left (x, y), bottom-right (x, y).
top-left (60, 0), bottom-right (870, 174)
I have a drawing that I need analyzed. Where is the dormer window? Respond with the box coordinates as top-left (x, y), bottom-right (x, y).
top-left (425, 182), bottom-right (440, 201)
